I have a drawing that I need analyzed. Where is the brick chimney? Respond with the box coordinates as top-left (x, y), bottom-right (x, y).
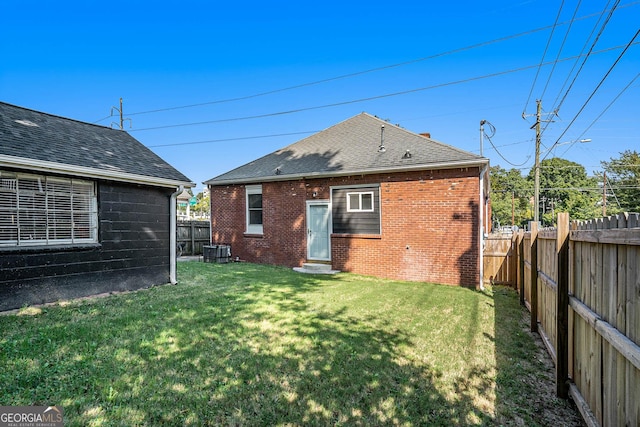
top-left (420, 132), bottom-right (431, 139)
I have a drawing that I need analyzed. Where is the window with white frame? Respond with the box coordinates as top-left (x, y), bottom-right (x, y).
top-left (0, 171), bottom-right (98, 246)
top-left (245, 184), bottom-right (263, 234)
top-left (346, 191), bottom-right (374, 212)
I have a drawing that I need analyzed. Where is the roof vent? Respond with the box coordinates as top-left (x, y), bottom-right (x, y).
top-left (378, 125), bottom-right (386, 152)
top-left (15, 119), bottom-right (39, 127)
top-left (403, 150), bottom-right (412, 159)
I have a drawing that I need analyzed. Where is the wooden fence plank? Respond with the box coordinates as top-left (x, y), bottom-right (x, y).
top-left (627, 362), bottom-right (640, 427)
top-left (556, 212), bottom-right (569, 398)
top-left (628, 245), bottom-right (640, 347)
top-left (626, 244), bottom-right (640, 426)
top-left (603, 242), bottom-right (617, 326)
top-left (530, 221), bottom-right (539, 333)
top-left (571, 228), bottom-right (640, 245)
top-left (483, 235), bottom-right (516, 286)
top-left (583, 241), bottom-right (591, 310)
top-left (518, 230), bottom-right (525, 306)
top-left (593, 329), bottom-right (602, 425)
top-left (602, 341), bottom-right (618, 425)
top-left (569, 296), bottom-right (640, 371)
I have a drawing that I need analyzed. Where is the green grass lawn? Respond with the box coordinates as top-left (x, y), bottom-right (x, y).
top-left (0, 262), bottom-right (581, 426)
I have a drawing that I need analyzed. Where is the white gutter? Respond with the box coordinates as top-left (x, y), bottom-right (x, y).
top-left (479, 165), bottom-right (488, 291)
top-left (169, 186), bottom-right (184, 284)
top-left (0, 155), bottom-right (195, 189)
top-left (207, 185), bottom-right (213, 246)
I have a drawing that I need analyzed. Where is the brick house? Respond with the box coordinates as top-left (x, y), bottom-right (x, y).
top-left (0, 102), bottom-right (193, 311)
top-left (205, 113), bottom-right (490, 287)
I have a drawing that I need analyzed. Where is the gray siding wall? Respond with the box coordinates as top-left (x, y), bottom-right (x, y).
top-left (332, 186), bottom-right (381, 234)
top-left (0, 181), bottom-right (172, 311)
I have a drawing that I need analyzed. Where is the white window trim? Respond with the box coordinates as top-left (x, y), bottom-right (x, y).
top-left (0, 171), bottom-right (98, 247)
top-left (346, 191), bottom-right (375, 212)
top-left (245, 184), bottom-right (263, 235)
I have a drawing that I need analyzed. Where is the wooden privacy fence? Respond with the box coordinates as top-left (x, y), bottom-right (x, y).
top-left (483, 233), bottom-right (517, 287)
top-left (516, 212), bottom-right (640, 427)
top-left (177, 220), bottom-right (211, 256)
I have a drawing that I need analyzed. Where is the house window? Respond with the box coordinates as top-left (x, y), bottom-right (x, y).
top-left (347, 191), bottom-right (374, 212)
top-left (245, 184), bottom-right (263, 234)
top-left (0, 171), bottom-right (98, 246)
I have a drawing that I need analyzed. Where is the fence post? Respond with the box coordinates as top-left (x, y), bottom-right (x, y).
top-left (190, 221), bottom-right (196, 256)
top-left (556, 212), bottom-right (570, 398)
top-left (518, 230), bottom-right (525, 306)
top-left (530, 221), bottom-right (539, 333)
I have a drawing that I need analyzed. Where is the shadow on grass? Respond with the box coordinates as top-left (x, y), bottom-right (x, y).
top-left (2, 262), bottom-right (497, 426)
top-left (492, 286), bottom-right (583, 426)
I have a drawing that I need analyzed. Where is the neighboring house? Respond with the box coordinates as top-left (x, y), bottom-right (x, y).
top-left (176, 189), bottom-right (192, 220)
top-left (0, 102), bottom-right (194, 311)
top-left (205, 113), bottom-right (490, 287)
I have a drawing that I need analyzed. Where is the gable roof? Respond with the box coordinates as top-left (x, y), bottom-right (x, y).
top-left (205, 112), bottom-right (487, 185)
top-left (0, 102), bottom-right (193, 188)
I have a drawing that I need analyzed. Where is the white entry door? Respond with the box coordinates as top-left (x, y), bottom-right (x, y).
top-left (307, 202), bottom-right (331, 261)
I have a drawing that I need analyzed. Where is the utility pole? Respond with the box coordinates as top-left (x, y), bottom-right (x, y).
top-left (533, 100), bottom-right (542, 223)
top-left (511, 191), bottom-right (515, 227)
top-left (110, 98), bottom-right (131, 130)
top-left (524, 100), bottom-right (554, 224)
top-left (603, 171), bottom-right (607, 216)
top-left (480, 120), bottom-right (486, 156)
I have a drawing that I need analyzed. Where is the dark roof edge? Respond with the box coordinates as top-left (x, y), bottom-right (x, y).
top-left (0, 101), bottom-right (114, 131)
top-left (0, 155), bottom-right (195, 188)
top-left (204, 158), bottom-right (489, 186)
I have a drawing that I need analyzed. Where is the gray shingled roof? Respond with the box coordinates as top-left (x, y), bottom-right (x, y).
top-left (205, 112), bottom-right (487, 185)
top-left (0, 102), bottom-right (193, 187)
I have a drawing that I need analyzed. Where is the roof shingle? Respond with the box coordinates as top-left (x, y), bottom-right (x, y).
top-left (206, 112), bottom-right (486, 184)
top-left (0, 102), bottom-right (192, 187)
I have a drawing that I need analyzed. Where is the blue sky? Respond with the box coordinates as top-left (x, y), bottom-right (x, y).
top-left (2, 0), bottom-right (638, 192)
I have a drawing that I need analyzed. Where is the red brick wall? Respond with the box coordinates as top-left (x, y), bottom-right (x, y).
top-left (209, 181), bottom-right (308, 266)
top-left (210, 167), bottom-right (481, 286)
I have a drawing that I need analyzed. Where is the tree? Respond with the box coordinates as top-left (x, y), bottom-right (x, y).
top-left (194, 192), bottom-right (210, 218)
top-left (527, 158), bottom-right (600, 225)
top-left (489, 165), bottom-right (532, 229)
top-left (600, 150), bottom-right (640, 213)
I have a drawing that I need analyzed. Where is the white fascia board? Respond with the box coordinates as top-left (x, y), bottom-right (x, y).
top-left (0, 155), bottom-right (195, 188)
top-left (205, 158), bottom-right (489, 186)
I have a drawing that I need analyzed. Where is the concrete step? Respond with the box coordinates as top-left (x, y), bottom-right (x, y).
top-left (293, 263), bottom-right (340, 275)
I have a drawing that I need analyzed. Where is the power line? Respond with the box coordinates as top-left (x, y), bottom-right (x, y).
top-left (98, 5), bottom-right (640, 122)
top-left (541, 0), bottom-right (621, 137)
top-left (481, 120), bottom-right (531, 166)
top-left (121, 22), bottom-right (557, 117)
top-left (147, 131), bottom-right (319, 148)
top-left (522, 0), bottom-right (565, 115)
top-left (130, 43), bottom-right (636, 133)
top-left (544, 28), bottom-right (639, 160)
top-left (545, 0), bottom-right (616, 125)
top-left (539, 0), bottom-right (582, 100)
top-left (558, 71), bottom-right (640, 158)
top-left (473, 138), bottom-right (533, 153)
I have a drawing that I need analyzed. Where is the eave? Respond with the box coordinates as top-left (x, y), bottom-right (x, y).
top-left (205, 158), bottom-right (489, 186)
top-left (0, 155), bottom-right (195, 188)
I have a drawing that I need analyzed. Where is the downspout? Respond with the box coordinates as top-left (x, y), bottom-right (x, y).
top-left (479, 165), bottom-right (488, 291)
top-left (170, 185), bottom-right (184, 284)
top-left (208, 185), bottom-right (213, 246)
